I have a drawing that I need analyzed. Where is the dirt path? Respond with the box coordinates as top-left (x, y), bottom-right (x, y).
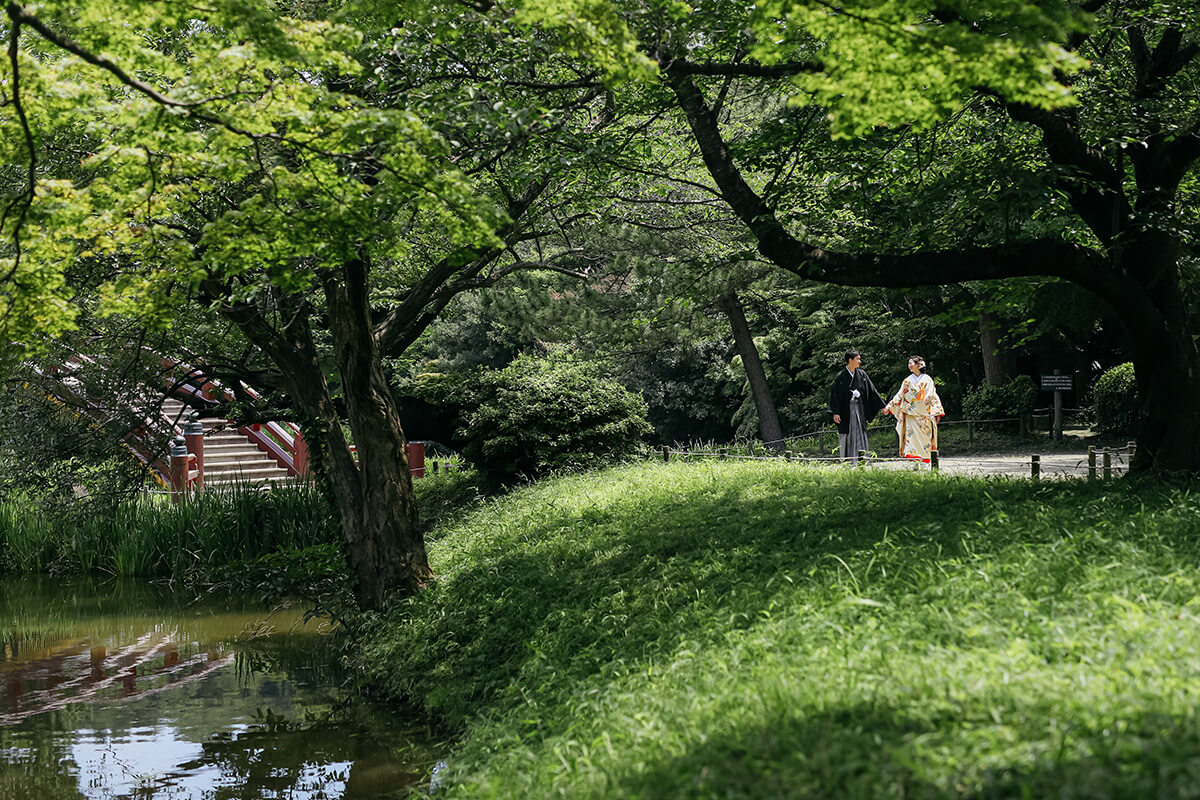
top-left (872, 451), bottom-right (1131, 478)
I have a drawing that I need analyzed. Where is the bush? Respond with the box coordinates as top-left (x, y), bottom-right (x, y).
top-left (443, 356), bottom-right (651, 485)
top-left (961, 375), bottom-right (1037, 421)
top-left (1094, 362), bottom-right (1140, 434)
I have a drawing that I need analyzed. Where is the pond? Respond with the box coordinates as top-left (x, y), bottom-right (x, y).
top-left (0, 576), bottom-right (441, 799)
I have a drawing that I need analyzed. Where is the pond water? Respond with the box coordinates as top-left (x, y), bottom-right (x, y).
top-left (0, 576), bottom-right (439, 799)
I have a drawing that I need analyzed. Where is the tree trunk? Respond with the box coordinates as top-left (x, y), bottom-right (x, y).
top-left (1128, 330), bottom-right (1200, 473)
top-left (323, 259), bottom-right (432, 609)
top-left (213, 271), bottom-right (432, 611)
top-left (978, 311), bottom-right (1012, 386)
top-left (282, 348), bottom-right (431, 610)
top-left (1122, 236), bottom-right (1200, 473)
top-left (717, 291), bottom-right (785, 451)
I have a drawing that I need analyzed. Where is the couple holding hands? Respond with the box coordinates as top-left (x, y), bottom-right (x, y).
top-left (829, 350), bottom-right (945, 464)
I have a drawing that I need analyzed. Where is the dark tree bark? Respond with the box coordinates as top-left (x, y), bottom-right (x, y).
top-left (717, 291), bottom-right (785, 451)
top-left (209, 272), bottom-right (430, 610)
top-left (978, 311), bottom-right (1013, 386)
top-left (322, 258), bottom-right (432, 608)
top-left (662, 46), bottom-right (1200, 472)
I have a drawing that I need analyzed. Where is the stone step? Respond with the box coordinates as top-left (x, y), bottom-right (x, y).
top-left (158, 399), bottom-right (300, 487)
top-left (202, 455), bottom-right (271, 467)
top-left (205, 465), bottom-right (291, 479)
top-left (200, 443), bottom-right (275, 455)
top-left (205, 473), bottom-right (296, 486)
top-left (203, 452), bottom-right (278, 464)
top-left (203, 436), bottom-right (258, 447)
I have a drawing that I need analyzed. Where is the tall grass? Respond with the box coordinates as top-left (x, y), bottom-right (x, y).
top-left (356, 460), bottom-right (1200, 799)
top-left (0, 483), bottom-right (339, 576)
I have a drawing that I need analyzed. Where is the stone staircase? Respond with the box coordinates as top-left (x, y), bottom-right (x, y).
top-left (162, 398), bottom-right (295, 486)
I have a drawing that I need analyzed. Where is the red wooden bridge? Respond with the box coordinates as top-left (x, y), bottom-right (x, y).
top-left (35, 354), bottom-right (425, 495)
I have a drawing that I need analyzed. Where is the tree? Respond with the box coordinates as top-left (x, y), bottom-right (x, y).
top-left (1, 0), bottom-right (616, 608)
top-left (514, 0), bottom-right (1199, 471)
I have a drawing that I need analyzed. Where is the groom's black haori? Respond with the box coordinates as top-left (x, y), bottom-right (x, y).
top-left (828, 351), bottom-right (886, 462)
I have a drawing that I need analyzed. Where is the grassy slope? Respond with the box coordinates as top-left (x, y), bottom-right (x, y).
top-left (359, 461), bottom-right (1200, 799)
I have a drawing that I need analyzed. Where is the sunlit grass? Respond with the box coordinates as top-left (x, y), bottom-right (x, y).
top-left (357, 460), bottom-right (1200, 799)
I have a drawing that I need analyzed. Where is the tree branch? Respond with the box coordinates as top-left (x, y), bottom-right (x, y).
top-left (1164, 129), bottom-right (1200, 184)
top-left (1, 14), bottom-right (36, 283)
top-left (657, 57), bottom-right (822, 78)
top-left (663, 66), bottom-right (1127, 307)
top-left (7, 2), bottom-right (203, 110)
top-left (374, 174), bottom-right (550, 357)
top-left (1001, 99), bottom-right (1129, 247)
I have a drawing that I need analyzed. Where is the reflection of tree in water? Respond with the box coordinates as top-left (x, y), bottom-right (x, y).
top-left (182, 723), bottom-right (427, 799)
top-left (214, 637), bottom-right (443, 798)
top-left (233, 633), bottom-right (345, 692)
top-left (0, 762), bottom-right (87, 800)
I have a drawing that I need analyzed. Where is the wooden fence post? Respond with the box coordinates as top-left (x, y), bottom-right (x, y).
top-left (183, 415), bottom-right (204, 491)
top-left (1088, 446), bottom-right (1097, 482)
top-left (1052, 370), bottom-right (1064, 440)
top-left (1031, 454), bottom-right (1040, 480)
top-left (292, 430), bottom-right (310, 478)
top-left (857, 450), bottom-right (867, 467)
top-left (785, 450), bottom-right (794, 461)
top-left (1103, 449), bottom-right (1112, 479)
top-left (930, 451), bottom-right (939, 472)
top-left (662, 445), bottom-right (670, 463)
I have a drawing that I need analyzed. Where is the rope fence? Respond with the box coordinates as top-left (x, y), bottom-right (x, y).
top-left (419, 409), bottom-right (1125, 483)
top-left (729, 408), bottom-right (1097, 456)
top-left (639, 441), bottom-right (1136, 481)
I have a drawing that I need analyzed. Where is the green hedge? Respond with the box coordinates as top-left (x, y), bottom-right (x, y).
top-left (430, 356), bottom-right (651, 485)
top-left (1094, 362), bottom-right (1140, 434)
top-left (961, 375), bottom-right (1037, 421)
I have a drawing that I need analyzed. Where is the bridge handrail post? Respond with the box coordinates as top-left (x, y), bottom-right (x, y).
top-left (183, 414), bottom-right (205, 491)
top-left (169, 437), bottom-right (189, 502)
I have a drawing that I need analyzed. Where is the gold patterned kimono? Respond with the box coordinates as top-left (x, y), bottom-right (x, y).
top-left (887, 373), bottom-right (945, 463)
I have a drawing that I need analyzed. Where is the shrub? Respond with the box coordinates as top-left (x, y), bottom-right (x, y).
top-left (449, 356), bottom-right (651, 485)
top-left (961, 375), bottom-right (1037, 421)
top-left (1094, 362), bottom-right (1140, 434)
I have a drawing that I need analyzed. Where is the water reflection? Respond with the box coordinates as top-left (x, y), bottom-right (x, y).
top-left (0, 576), bottom-right (435, 799)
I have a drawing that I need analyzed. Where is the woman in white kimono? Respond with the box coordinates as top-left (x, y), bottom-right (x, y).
top-left (883, 356), bottom-right (945, 463)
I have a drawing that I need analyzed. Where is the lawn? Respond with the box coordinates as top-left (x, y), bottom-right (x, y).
top-left (357, 460), bottom-right (1200, 799)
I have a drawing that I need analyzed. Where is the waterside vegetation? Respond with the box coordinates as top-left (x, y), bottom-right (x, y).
top-left (0, 484), bottom-right (339, 576)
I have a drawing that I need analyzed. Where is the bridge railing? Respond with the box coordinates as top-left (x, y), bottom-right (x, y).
top-left (165, 361), bottom-right (308, 479)
top-left (32, 355), bottom-right (183, 488)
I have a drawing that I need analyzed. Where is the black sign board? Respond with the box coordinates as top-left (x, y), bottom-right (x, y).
top-left (1041, 374), bottom-right (1072, 391)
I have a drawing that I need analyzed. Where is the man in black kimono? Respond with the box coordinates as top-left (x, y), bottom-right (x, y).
top-left (829, 350), bottom-right (886, 463)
